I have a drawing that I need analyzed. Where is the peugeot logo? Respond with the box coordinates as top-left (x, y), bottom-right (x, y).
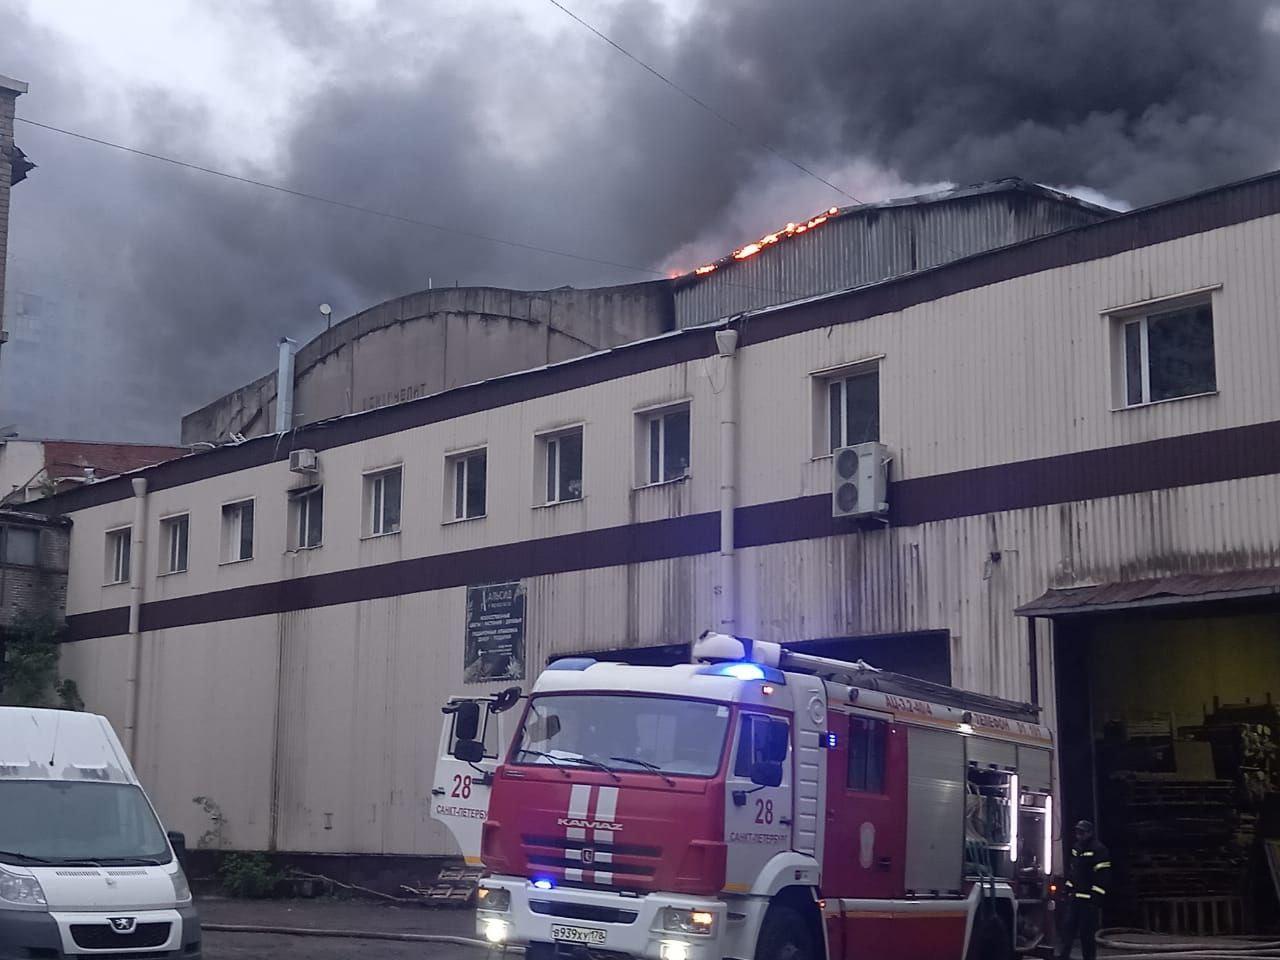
top-left (108, 917), bottom-right (137, 934)
top-left (581, 848), bottom-right (595, 865)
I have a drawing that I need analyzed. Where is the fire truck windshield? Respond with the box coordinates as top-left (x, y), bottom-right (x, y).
top-left (513, 694), bottom-right (731, 778)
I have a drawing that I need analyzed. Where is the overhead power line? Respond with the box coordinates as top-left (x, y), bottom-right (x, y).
top-left (539, 0), bottom-right (862, 205)
top-left (14, 116), bottom-right (669, 279)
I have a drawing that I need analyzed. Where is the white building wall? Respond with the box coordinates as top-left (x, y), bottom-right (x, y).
top-left (48, 208), bottom-right (1280, 856)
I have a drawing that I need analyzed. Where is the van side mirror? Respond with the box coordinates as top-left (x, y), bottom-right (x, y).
top-left (749, 761), bottom-right (783, 788)
top-left (453, 739), bottom-right (485, 763)
top-left (453, 701), bottom-right (481, 742)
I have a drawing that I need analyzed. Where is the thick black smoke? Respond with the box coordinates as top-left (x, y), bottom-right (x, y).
top-left (2, 0), bottom-right (1278, 441)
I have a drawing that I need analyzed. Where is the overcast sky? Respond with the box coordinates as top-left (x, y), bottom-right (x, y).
top-left (3, 0), bottom-right (1279, 442)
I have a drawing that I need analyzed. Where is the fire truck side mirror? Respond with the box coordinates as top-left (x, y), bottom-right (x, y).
top-left (454, 701), bottom-right (482, 742)
top-left (749, 761), bottom-right (784, 788)
top-left (763, 719), bottom-right (790, 762)
top-left (454, 738), bottom-right (486, 763)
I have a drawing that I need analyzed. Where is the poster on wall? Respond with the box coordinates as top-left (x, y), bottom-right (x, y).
top-left (464, 581), bottom-right (526, 683)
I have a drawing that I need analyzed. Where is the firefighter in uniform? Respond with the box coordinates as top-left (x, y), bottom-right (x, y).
top-left (1057, 820), bottom-right (1111, 960)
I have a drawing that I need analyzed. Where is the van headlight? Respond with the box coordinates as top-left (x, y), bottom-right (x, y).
top-left (0, 867), bottom-right (47, 908)
top-left (170, 867), bottom-right (192, 904)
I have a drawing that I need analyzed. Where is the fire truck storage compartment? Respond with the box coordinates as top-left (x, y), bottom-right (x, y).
top-left (906, 727), bottom-right (966, 895)
top-left (1053, 606), bottom-right (1280, 933)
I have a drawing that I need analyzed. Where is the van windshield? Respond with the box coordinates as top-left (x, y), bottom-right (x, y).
top-left (512, 694), bottom-right (731, 778)
top-left (0, 782), bottom-right (171, 864)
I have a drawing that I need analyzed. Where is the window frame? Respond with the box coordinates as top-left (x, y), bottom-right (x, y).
top-left (362, 465), bottom-right (404, 538)
top-left (638, 402), bottom-right (691, 487)
top-left (159, 513), bottom-right (190, 576)
top-left (1107, 287), bottom-right (1220, 411)
top-left (219, 498), bottom-right (255, 565)
top-left (289, 485), bottom-right (324, 551)
top-left (105, 526), bottom-right (132, 585)
top-left (446, 447), bottom-right (488, 523)
top-left (811, 357), bottom-right (883, 458)
top-left (537, 425), bottom-right (585, 506)
top-left (0, 526), bottom-right (39, 567)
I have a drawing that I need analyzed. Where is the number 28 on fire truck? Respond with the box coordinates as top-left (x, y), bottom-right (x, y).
top-left (435, 632), bottom-right (1056, 960)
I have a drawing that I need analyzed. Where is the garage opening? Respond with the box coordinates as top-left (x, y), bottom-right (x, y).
top-left (1045, 599), bottom-right (1280, 934)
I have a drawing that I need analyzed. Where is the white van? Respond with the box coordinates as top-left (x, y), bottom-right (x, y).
top-left (0, 707), bottom-right (200, 959)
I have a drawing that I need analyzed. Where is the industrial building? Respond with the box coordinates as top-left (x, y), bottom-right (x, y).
top-left (30, 170), bottom-right (1280, 928)
top-left (182, 180), bottom-right (1110, 444)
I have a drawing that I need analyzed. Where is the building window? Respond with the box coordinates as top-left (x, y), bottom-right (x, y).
top-left (105, 528), bottom-right (131, 584)
top-left (160, 515), bottom-right (189, 575)
top-left (363, 466), bottom-right (403, 537)
top-left (289, 486), bottom-right (324, 550)
top-left (847, 715), bottom-right (887, 793)
top-left (1120, 302), bottom-right (1216, 406)
top-left (642, 405), bottom-right (691, 485)
top-left (448, 449), bottom-right (487, 521)
top-left (540, 428), bottom-right (583, 504)
top-left (220, 500), bottom-right (254, 564)
top-left (1, 527), bottom-right (38, 566)
top-left (827, 366), bottom-right (880, 452)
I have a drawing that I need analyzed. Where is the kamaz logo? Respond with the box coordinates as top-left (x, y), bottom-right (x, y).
top-left (557, 817), bottom-right (622, 831)
top-left (108, 918), bottom-right (137, 934)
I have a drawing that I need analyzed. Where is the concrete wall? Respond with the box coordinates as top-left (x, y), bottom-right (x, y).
top-left (181, 282), bottom-right (675, 445)
top-left (47, 197), bottom-right (1280, 856)
top-left (0, 76), bottom-right (28, 346)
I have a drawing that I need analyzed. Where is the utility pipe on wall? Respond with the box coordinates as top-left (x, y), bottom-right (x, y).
top-left (715, 327), bottom-right (740, 634)
top-left (275, 337), bottom-right (297, 433)
top-left (124, 476), bottom-right (148, 758)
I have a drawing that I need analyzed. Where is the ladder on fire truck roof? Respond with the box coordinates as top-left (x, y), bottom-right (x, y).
top-left (695, 632), bottom-right (1040, 723)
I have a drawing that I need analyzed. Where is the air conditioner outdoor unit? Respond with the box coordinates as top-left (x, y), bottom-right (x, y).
top-left (832, 442), bottom-right (890, 519)
top-left (289, 448), bottom-right (318, 474)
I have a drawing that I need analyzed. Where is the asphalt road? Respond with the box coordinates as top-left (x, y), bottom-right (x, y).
top-left (204, 929), bottom-right (495, 959)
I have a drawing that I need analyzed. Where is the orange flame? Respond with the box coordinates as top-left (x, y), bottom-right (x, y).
top-left (684, 204), bottom-right (841, 275)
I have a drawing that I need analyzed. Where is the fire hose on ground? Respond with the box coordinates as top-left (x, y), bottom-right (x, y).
top-left (1094, 928), bottom-right (1280, 959)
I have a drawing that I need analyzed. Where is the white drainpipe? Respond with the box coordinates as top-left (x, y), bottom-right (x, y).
top-left (275, 337), bottom-right (297, 433)
top-left (715, 328), bottom-right (740, 634)
top-left (124, 476), bottom-right (148, 758)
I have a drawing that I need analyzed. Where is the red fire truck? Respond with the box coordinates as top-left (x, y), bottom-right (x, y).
top-left (438, 633), bottom-right (1055, 960)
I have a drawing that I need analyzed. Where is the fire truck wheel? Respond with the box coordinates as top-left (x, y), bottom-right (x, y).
top-left (754, 905), bottom-right (813, 960)
top-left (965, 909), bottom-right (1013, 960)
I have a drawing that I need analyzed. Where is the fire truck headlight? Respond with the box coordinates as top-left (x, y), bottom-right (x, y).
top-left (477, 886), bottom-right (511, 912)
top-left (483, 919), bottom-right (510, 944)
top-left (661, 940), bottom-right (691, 960)
top-left (662, 908), bottom-right (715, 935)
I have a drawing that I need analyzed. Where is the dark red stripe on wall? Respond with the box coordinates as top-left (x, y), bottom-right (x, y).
top-left (63, 418), bottom-right (1280, 642)
top-left (34, 170), bottom-right (1280, 516)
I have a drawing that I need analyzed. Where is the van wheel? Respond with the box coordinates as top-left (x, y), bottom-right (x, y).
top-left (965, 909), bottom-right (1012, 960)
top-left (755, 905), bottom-right (813, 960)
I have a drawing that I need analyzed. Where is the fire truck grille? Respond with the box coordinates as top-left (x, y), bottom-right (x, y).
top-left (522, 835), bottom-right (661, 858)
top-left (529, 900), bottom-right (639, 924)
top-left (525, 853), bottom-right (654, 877)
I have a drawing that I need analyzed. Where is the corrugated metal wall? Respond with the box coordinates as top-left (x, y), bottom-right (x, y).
top-left (674, 190), bottom-right (1105, 328)
top-left (51, 209), bottom-right (1280, 858)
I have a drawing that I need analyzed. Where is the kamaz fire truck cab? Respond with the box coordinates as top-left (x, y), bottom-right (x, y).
top-left (441, 633), bottom-right (1055, 960)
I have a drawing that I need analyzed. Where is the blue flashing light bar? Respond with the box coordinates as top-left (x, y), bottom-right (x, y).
top-left (532, 878), bottom-right (555, 890)
top-left (697, 661), bottom-right (786, 684)
top-left (548, 658), bottom-right (597, 671)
